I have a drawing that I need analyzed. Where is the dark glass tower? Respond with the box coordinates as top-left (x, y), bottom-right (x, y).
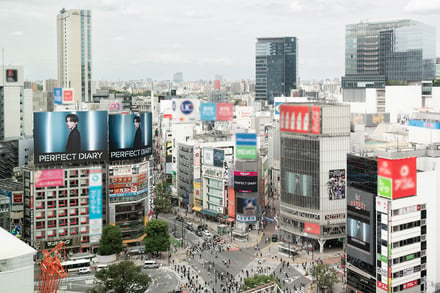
top-left (342, 20), bottom-right (436, 89)
top-left (256, 37), bottom-right (298, 104)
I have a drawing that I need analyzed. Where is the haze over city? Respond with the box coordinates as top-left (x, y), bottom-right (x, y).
top-left (1, 0), bottom-right (440, 81)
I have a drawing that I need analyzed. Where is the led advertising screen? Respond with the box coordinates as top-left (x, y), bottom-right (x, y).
top-left (108, 113), bottom-right (152, 161)
top-left (213, 149), bottom-right (224, 168)
top-left (347, 217), bottom-right (371, 251)
top-left (236, 197), bottom-right (257, 215)
top-left (377, 157), bottom-right (417, 199)
top-left (34, 111), bottom-right (108, 164)
top-left (286, 172), bottom-right (312, 196)
top-left (34, 169), bottom-right (64, 188)
top-left (234, 171), bottom-right (258, 193)
top-left (328, 169), bottom-right (345, 200)
top-left (235, 133), bottom-right (257, 160)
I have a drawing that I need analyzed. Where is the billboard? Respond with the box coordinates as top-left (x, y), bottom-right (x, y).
top-left (304, 222), bottom-right (320, 235)
top-left (311, 106), bottom-right (321, 134)
top-left (377, 157), bottom-right (417, 199)
top-left (108, 113), bottom-right (152, 161)
top-left (236, 133), bottom-right (257, 160)
top-left (214, 80), bottom-right (221, 90)
top-left (228, 187), bottom-right (235, 218)
top-left (347, 217), bottom-right (371, 251)
top-left (34, 169), bottom-right (64, 188)
top-left (34, 111), bottom-right (108, 164)
top-left (108, 162), bottom-right (149, 198)
top-left (242, 198), bottom-right (257, 216)
top-left (63, 88), bottom-right (74, 103)
top-left (194, 181), bottom-right (201, 200)
top-left (234, 171), bottom-right (258, 193)
top-left (213, 149), bottom-right (225, 168)
top-left (216, 103), bottom-right (233, 121)
top-left (286, 172), bottom-right (312, 196)
top-left (200, 103), bottom-right (217, 121)
top-left (328, 169), bottom-right (345, 200)
top-left (172, 98), bottom-right (199, 123)
top-left (203, 148), bottom-right (214, 166)
top-left (89, 168), bottom-right (103, 243)
top-left (280, 104), bottom-right (322, 134)
top-left (53, 88), bottom-right (63, 104)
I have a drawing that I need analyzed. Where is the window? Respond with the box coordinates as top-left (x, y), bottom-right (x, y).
top-left (36, 221), bottom-right (45, 229)
top-left (48, 220), bottom-right (56, 228)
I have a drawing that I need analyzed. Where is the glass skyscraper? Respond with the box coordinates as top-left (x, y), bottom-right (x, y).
top-left (342, 20), bottom-right (436, 89)
top-left (255, 37), bottom-right (298, 104)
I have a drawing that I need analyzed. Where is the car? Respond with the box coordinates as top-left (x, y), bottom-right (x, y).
top-left (78, 267), bottom-right (91, 274)
top-left (176, 215), bottom-right (184, 222)
top-left (195, 230), bottom-right (203, 237)
top-left (202, 230), bottom-right (213, 239)
top-left (213, 235), bottom-right (221, 242)
top-left (186, 224), bottom-right (194, 231)
top-left (144, 260), bottom-right (159, 269)
top-left (197, 224), bottom-right (207, 231)
top-left (271, 234), bottom-right (278, 242)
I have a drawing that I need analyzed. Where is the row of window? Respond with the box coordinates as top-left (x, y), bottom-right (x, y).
top-left (36, 216), bottom-right (88, 228)
top-left (35, 198), bottom-right (88, 209)
top-left (36, 189), bottom-right (90, 199)
top-left (35, 207), bottom-right (88, 219)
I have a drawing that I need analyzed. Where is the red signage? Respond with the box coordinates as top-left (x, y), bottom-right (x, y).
top-left (216, 103), bottom-right (233, 121)
top-left (304, 223), bottom-right (320, 235)
top-left (63, 90), bottom-right (73, 103)
top-left (34, 169), bottom-right (64, 188)
top-left (377, 281), bottom-right (387, 290)
top-left (214, 80), bottom-right (221, 90)
top-left (280, 104), bottom-right (311, 133)
top-left (13, 194), bottom-right (23, 203)
top-left (311, 106), bottom-right (321, 134)
top-left (378, 157), bottom-right (417, 199)
top-left (163, 114), bottom-right (172, 119)
top-left (403, 280), bottom-right (418, 290)
top-left (234, 171), bottom-right (258, 176)
top-left (228, 187), bottom-right (235, 218)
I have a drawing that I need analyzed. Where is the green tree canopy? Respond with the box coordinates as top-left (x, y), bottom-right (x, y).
top-left (90, 261), bottom-right (151, 293)
top-left (98, 225), bottom-right (123, 256)
top-left (153, 181), bottom-right (173, 218)
top-left (242, 275), bottom-right (281, 292)
top-left (144, 219), bottom-right (170, 256)
top-left (310, 263), bottom-right (339, 292)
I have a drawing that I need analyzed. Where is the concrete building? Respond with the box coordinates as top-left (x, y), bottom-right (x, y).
top-left (0, 227), bottom-right (36, 293)
top-left (279, 103), bottom-right (350, 254)
top-left (0, 179), bottom-right (24, 236)
top-left (57, 9), bottom-right (93, 103)
top-left (0, 195), bottom-right (10, 231)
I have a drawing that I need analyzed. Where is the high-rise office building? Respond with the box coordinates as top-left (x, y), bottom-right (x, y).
top-left (342, 19), bottom-right (436, 91)
top-left (256, 37), bottom-right (298, 104)
top-left (57, 9), bottom-right (92, 103)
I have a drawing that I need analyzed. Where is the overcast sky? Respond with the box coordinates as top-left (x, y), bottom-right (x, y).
top-left (1, 0), bottom-right (440, 82)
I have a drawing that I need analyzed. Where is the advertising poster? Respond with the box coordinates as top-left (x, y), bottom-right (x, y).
top-left (53, 88), bottom-right (63, 104)
top-left (200, 103), bottom-right (217, 121)
top-left (172, 99), bottom-right (199, 123)
top-left (34, 169), bottom-right (64, 188)
top-left (242, 198), bottom-right (257, 216)
top-left (328, 169), bottom-right (345, 200)
top-left (286, 172), bottom-right (312, 196)
top-left (280, 104), bottom-right (310, 133)
top-left (378, 157), bottom-right (417, 199)
top-left (228, 187), bottom-right (235, 218)
top-left (89, 168), bottom-right (103, 243)
top-left (213, 149), bottom-right (225, 168)
top-left (235, 133), bottom-right (257, 160)
top-left (347, 217), bottom-right (370, 251)
top-left (234, 171), bottom-right (258, 193)
top-left (108, 112), bottom-right (153, 161)
top-left (304, 222), bottom-right (320, 235)
top-left (203, 148), bottom-right (214, 166)
top-left (34, 111), bottom-right (108, 164)
top-left (63, 88), bottom-right (74, 103)
top-left (216, 103), bottom-right (233, 121)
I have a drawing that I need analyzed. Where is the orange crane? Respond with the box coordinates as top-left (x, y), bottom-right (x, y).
top-left (37, 242), bottom-right (67, 293)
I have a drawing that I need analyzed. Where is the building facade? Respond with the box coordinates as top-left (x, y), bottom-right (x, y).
top-left (256, 37), bottom-right (298, 104)
top-left (342, 19), bottom-right (436, 90)
top-left (57, 9), bottom-right (92, 103)
top-left (279, 103), bottom-right (350, 253)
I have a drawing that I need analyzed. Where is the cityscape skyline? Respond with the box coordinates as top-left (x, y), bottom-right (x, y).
top-left (1, 0), bottom-right (440, 82)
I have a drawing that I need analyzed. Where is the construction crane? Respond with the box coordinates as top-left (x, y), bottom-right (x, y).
top-left (37, 242), bottom-right (67, 293)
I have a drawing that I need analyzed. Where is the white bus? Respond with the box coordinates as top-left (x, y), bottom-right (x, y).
top-left (96, 264), bottom-right (109, 271)
top-left (61, 259), bottom-right (91, 273)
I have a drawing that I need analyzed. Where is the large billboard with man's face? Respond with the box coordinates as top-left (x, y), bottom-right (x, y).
top-left (34, 111), bottom-right (108, 164)
top-left (108, 113), bottom-right (152, 161)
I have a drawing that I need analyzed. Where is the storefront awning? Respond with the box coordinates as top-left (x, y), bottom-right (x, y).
top-left (201, 209), bottom-right (218, 217)
top-left (192, 206), bottom-right (202, 212)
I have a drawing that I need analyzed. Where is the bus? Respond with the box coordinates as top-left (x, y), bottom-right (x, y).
top-left (61, 259), bottom-right (91, 273)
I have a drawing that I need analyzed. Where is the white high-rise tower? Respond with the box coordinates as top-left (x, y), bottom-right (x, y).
top-left (57, 9), bottom-right (92, 103)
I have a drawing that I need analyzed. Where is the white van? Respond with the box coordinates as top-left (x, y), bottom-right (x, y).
top-left (144, 260), bottom-right (159, 269)
top-left (78, 267), bottom-right (91, 274)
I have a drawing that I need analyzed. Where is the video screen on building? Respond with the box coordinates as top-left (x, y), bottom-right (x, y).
top-left (234, 171), bottom-right (258, 193)
top-left (286, 172), bottom-right (312, 196)
top-left (34, 111), bottom-right (108, 164)
top-left (347, 217), bottom-right (371, 251)
top-left (328, 169), bottom-right (345, 200)
top-left (108, 113), bottom-right (152, 161)
top-left (236, 197), bottom-right (257, 216)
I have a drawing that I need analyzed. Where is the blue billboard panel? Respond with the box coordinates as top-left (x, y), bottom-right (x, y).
top-left (200, 103), bottom-right (217, 121)
top-left (53, 88), bottom-right (63, 104)
top-left (236, 133), bottom-right (257, 146)
top-left (409, 119), bottom-right (440, 129)
top-left (34, 111), bottom-right (108, 164)
top-left (108, 113), bottom-right (153, 161)
top-left (89, 168), bottom-right (102, 243)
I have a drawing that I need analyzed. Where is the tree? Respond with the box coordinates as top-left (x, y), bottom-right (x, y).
top-left (144, 219), bottom-right (170, 257)
top-left (98, 225), bottom-right (123, 256)
top-left (153, 181), bottom-right (173, 219)
top-left (89, 261), bottom-right (151, 293)
top-left (242, 275), bottom-right (281, 292)
top-left (310, 263), bottom-right (339, 292)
